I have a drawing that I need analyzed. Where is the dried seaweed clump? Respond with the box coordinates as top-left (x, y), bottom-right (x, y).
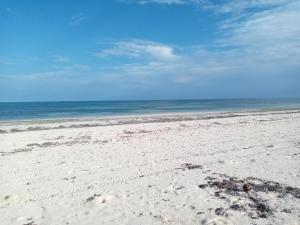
top-left (198, 174), bottom-right (300, 219)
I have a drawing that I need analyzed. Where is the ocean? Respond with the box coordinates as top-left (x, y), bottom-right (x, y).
top-left (0, 99), bottom-right (300, 121)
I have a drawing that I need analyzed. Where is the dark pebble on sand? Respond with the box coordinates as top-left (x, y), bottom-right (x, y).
top-left (243, 183), bottom-right (252, 193)
top-left (230, 204), bottom-right (241, 210)
top-left (198, 184), bottom-right (208, 189)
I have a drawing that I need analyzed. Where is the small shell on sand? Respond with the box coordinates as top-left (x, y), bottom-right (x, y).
top-left (86, 194), bottom-right (114, 204)
top-left (95, 195), bottom-right (114, 204)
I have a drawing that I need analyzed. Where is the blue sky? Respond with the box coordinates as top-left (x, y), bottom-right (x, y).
top-left (0, 0), bottom-right (300, 101)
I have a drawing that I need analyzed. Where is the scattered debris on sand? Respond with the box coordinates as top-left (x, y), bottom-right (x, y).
top-left (198, 173), bottom-right (300, 219)
top-left (86, 194), bottom-right (114, 204)
top-left (215, 207), bottom-right (228, 217)
top-left (179, 163), bottom-right (203, 170)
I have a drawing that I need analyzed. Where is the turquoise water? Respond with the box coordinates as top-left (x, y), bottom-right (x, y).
top-left (0, 99), bottom-right (300, 121)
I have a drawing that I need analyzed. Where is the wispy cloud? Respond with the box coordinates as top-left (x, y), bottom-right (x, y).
top-left (120, 0), bottom-right (298, 14)
top-left (202, 0), bottom-right (297, 14)
top-left (70, 13), bottom-right (87, 25)
top-left (63, 64), bottom-right (90, 71)
top-left (1, 63), bottom-right (90, 81)
top-left (217, 1), bottom-right (300, 64)
top-left (96, 39), bottom-right (177, 60)
top-left (0, 58), bottom-right (15, 65)
top-left (52, 55), bottom-right (71, 63)
top-left (111, 0), bottom-right (300, 84)
top-left (0, 56), bottom-right (40, 65)
top-left (119, 0), bottom-right (188, 4)
top-left (110, 49), bottom-right (240, 81)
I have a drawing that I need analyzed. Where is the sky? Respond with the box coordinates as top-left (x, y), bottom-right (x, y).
top-left (0, 0), bottom-right (300, 102)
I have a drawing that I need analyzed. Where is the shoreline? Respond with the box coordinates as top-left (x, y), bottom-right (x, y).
top-left (1, 106), bottom-right (300, 125)
top-left (1, 99), bottom-right (300, 123)
top-left (1, 108), bottom-right (300, 134)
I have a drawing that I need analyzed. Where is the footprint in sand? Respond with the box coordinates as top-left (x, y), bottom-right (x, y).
top-left (201, 216), bottom-right (232, 225)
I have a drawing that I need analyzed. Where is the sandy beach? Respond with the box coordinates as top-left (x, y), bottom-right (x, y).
top-left (0, 110), bottom-right (300, 225)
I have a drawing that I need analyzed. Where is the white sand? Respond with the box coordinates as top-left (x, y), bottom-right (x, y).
top-left (0, 110), bottom-right (300, 225)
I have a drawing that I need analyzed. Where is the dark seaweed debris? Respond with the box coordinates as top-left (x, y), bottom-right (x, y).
top-left (1, 147), bottom-right (34, 156)
top-left (199, 174), bottom-right (300, 219)
top-left (215, 207), bottom-right (228, 217)
top-left (1, 137), bottom-right (91, 156)
top-left (204, 174), bottom-right (300, 199)
top-left (86, 194), bottom-right (101, 202)
top-left (179, 163), bottom-right (203, 170)
top-left (23, 222), bottom-right (36, 225)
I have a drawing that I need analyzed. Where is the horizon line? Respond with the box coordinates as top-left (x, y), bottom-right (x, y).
top-left (1, 97), bottom-right (300, 104)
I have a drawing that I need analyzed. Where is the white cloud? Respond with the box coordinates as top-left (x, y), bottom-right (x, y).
top-left (217, 1), bottom-right (300, 65)
top-left (113, 0), bottom-right (300, 82)
top-left (96, 39), bottom-right (177, 60)
top-left (97, 0), bottom-right (300, 81)
top-left (223, 2), bottom-right (300, 45)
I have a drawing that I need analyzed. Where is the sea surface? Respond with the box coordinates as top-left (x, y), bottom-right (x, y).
top-left (0, 99), bottom-right (300, 121)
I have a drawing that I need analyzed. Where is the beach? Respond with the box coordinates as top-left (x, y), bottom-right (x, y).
top-left (0, 109), bottom-right (300, 225)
